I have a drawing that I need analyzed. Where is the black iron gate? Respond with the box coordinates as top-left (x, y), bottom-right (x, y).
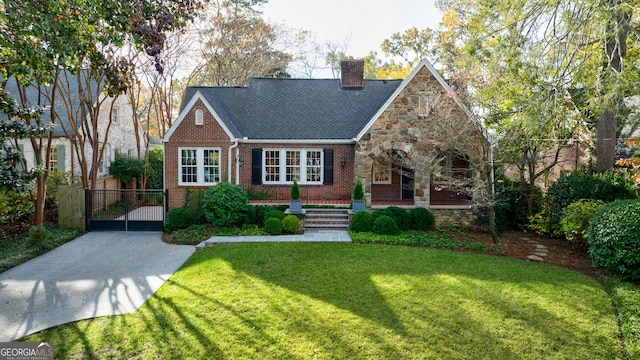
top-left (86, 189), bottom-right (167, 231)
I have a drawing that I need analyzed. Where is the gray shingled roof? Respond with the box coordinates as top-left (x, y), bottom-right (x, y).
top-left (181, 77), bottom-right (403, 140)
top-left (1, 72), bottom-right (101, 137)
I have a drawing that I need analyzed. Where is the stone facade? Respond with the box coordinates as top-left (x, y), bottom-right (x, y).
top-left (354, 66), bottom-right (487, 209)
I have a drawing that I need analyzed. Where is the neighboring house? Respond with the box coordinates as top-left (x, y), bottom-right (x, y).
top-left (164, 59), bottom-right (490, 222)
top-left (1, 73), bottom-right (145, 182)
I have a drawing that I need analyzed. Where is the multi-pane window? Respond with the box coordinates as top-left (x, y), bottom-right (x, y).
top-left (264, 150), bottom-right (280, 182)
top-left (203, 149), bottom-right (220, 183)
top-left (180, 149), bottom-right (198, 183)
top-left (263, 149), bottom-right (323, 184)
top-left (306, 150), bottom-right (322, 182)
top-left (285, 150), bottom-right (301, 182)
top-left (48, 147), bottom-right (58, 172)
top-left (373, 157), bottom-right (391, 184)
top-left (179, 148), bottom-right (220, 185)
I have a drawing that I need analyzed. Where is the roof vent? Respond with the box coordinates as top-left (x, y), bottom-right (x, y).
top-left (340, 60), bottom-right (364, 90)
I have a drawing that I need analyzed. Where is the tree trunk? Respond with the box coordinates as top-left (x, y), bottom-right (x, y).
top-left (596, 108), bottom-right (617, 172)
top-left (33, 175), bottom-right (47, 225)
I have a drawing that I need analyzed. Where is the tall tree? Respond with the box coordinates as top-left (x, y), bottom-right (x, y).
top-left (1, 0), bottom-right (203, 225)
top-left (190, 0), bottom-right (292, 86)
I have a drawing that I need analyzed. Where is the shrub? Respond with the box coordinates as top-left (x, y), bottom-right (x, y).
top-left (264, 217), bottom-right (283, 235)
top-left (183, 189), bottom-right (206, 225)
top-left (263, 209), bottom-right (285, 225)
top-left (373, 215), bottom-right (400, 235)
top-left (108, 153), bottom-right (145, 185)
top-left (547, 170), bottom-right (637, 216)
top-left (527, 209), bottom-right (563, 238)
top-left (490, 177), bottom-right (541, 232)
top-left (373, 207), bottom-right (410, 230)
top-left (386, 206), bottom-right (410, 230)
top-left (0, 189), bottom-right (34, 224)
top-left (349, 211), bottom-right (374, 232)
top-left (282, 215), bottom-right (300, 233)
top-left (372, 208), bottom-right (394, 220)
top-left (203, 182), bottom-right (249, 227)
top-left (165, 207), bottom-right (193, 232)
top-left (588, 199), bottom-right (640, 281)
top-left (352, 180), bottom-right (364, 200)
top-left (248, 205), bottom-right (279, 225)
top-left (28, 225), bottom-right (51, 249)
top-left (291, 179), bottom-right (300, 200)
top-left (408, 207), bottom-right (435, 231)
top-left (145, 148), bottom-right (163, 190)
top-left (560, 199), bottom-right (606, 247)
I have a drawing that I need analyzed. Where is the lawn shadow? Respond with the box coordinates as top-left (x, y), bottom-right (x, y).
top-left (183, 242), bottom-right (619, 358)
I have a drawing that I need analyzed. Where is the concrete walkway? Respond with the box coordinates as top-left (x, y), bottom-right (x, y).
top-left (0, 232), bottom-right (194, 342)
top-left (197, 230), bottom-right (352, 248)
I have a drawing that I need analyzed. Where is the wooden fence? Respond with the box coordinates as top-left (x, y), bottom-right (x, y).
top-left (58, 176), bottom-right (121, 230)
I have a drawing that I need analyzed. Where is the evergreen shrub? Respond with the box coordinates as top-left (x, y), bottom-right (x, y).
top-left (588, 199), bottom-right (640, 281)
top-left (203, 182), bottom-right (249, 227)
top-left (560, 199), bottom-right (605, 248)
top-left (165, 207), bottom-right (193, 232)
top-left (282, 215), bottom-right (300, 233)
top-left (349, 211), bottom-right (374, 232)
top-left (264, 217), bottom-right (283, 235)
top-left (408, 207), bottom-right (435, 231)
top-left (373, 215), bottom-right (400, 235)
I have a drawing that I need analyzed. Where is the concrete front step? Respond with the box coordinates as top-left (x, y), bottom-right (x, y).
top-left (304, 208), bottom-right (350, 230)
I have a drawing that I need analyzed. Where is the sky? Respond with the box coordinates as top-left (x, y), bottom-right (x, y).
top-left (261, 0), bottom-right (443, 76)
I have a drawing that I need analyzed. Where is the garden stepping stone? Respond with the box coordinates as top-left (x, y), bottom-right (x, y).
top-left (521, 237), bottom-right (549, 262)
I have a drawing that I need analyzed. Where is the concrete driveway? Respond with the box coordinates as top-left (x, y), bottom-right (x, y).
top-left (0, 232), bottom-right (194, 341)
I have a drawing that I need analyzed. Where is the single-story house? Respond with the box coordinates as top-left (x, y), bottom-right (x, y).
top-left (163, 59), bottom-right (491, 223)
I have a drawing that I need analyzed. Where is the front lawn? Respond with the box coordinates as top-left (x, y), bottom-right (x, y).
top-left (24, 242), bottom-right (624, 359)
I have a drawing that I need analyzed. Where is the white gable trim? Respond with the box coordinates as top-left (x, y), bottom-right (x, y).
top-left (354, 59), bottom-right (488, 143)
top-left (163, 90), bottom-right (235, 142)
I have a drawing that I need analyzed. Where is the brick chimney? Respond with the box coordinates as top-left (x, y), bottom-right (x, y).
top-left (340, 59), bottom-right (364, 90)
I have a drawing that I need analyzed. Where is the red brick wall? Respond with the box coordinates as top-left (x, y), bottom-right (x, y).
top-left (236, 143), bottom-right (355, 202)
top-left (165, 99), bottom-right (235, 209)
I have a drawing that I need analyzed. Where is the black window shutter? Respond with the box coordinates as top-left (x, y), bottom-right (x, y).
top-left (323, 148), bottom-right (334, 185)
top-left (251, 148), bottom-right (262, 184)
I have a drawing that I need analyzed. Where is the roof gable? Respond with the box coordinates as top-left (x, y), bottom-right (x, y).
top-left (354, 59), bottom-right (483, 141)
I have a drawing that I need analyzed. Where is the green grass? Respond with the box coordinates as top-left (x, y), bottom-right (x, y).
top-left (24, 243), bottom-right (625, 359)
top-left (0, 225), bottom-right (84, 273)
top-left (603, 277), bottom-right (640, 359)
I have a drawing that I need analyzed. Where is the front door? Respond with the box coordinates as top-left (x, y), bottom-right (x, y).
top-left (401, 168), bottom-right (414, 200)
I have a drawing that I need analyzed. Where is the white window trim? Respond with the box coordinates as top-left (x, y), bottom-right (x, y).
top-left (262, 148), bottom-right (323, 185)
top-left (195, 108), bottom-right (204, 125)
top-left (372, 158), bottom-right (392, 184)
top-left (178, 147), bottom-right (221, 186)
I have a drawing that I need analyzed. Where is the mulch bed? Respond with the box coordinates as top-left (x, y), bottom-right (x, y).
top-left (459, 230), bottom-right (610, 279)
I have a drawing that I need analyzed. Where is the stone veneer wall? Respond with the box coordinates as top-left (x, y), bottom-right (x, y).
top-left (431, 208), bottom-right (479, 229)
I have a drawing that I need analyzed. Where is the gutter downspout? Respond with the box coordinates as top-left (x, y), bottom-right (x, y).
top-left (228, 139), bottom-right (238, 183)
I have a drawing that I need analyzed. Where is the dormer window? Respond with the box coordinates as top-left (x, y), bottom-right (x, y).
top-left (195, 108), bottom-right (204, 125)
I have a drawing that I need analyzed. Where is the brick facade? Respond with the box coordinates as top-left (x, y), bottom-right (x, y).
top-left (164, 99), bottom-right (235, 209)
